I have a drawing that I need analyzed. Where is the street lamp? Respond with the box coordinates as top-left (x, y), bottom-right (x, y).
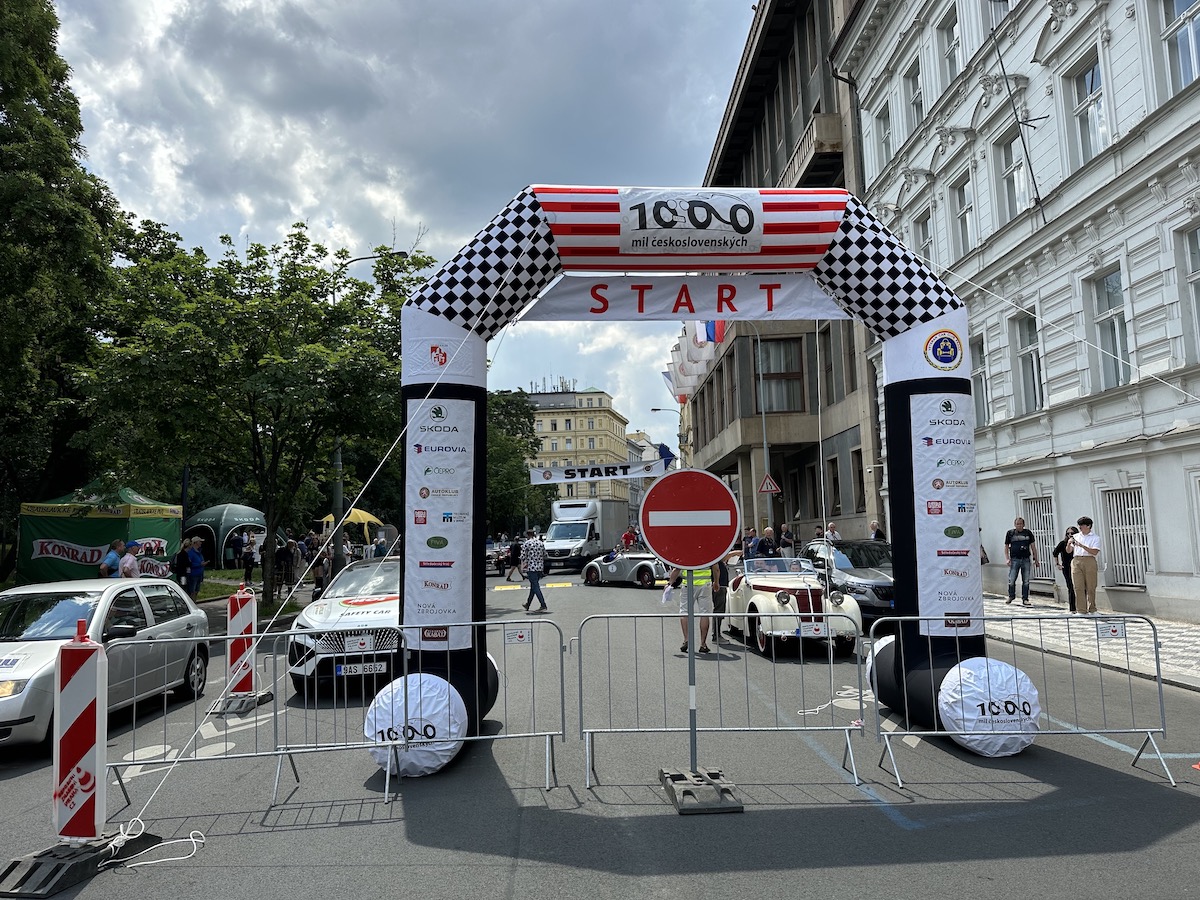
top-left (329, 250), bottom-right (408, 576)
top-left (649, 408), bottom-right (687, 468)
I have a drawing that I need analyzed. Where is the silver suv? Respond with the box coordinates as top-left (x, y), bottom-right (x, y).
top-left (799, 539), bottom-right (895, 628)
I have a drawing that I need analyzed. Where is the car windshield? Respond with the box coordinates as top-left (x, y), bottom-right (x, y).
top-left (324, 560), bottom-right (401, 600)
top-left (0, 592), bottom-right (102, 641)
top-left (833, 543), bottom-right (893, 569)
top-left (545, 522), bottom-right (587, 541)
top-left (746, 558), bottom-right (815, 576)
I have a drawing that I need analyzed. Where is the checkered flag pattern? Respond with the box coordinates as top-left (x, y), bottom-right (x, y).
top-left (813, 195), bottom-right (962, 340)
top-left (411, 187), bottom-right (561, 341)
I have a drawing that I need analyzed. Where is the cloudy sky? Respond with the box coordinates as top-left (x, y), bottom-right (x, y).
top-left (57, 0), bottom-right (755, 449)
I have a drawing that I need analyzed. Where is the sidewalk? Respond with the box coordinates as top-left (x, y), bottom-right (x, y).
top-left (979, 591), bottom-right (1200, 692)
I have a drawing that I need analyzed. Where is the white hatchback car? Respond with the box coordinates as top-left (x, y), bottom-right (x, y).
top-left (0, 578), bottom-right (210, 746)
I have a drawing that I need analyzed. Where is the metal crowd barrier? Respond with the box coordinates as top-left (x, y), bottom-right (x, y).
top-left (102, 618), bottom-right (566, 806)
top-left (866, 614), bottom-right (1174, 788)
top-left (575, 612), bottom-right (864, 788)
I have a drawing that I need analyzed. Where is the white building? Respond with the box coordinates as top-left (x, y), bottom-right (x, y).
top-left (832, 0), bottom-right (1200, 620)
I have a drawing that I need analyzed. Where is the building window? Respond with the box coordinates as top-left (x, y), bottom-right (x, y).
top-left (805, 5), bottom-right (819, 75)
top-left (565, 438), bottom-right (573, 450)
top-left (565, 483), bottom-right (575, 498)
top-left (587, 417), bottom-right (595, 429)
top-left (876, 102), bottom-right (893, 167)
top-left (786, 46), bottom-right (800, 114)
top-left (1072, 54), bottom-right (1110, 167)
top-left (1022, 496), bottom-right (1056, 580)
top-left (939, 6), bottom-right (961, 83)
top-left (756, 338), bottom-right (807, 412)
top-left (535, 420), bottom-right (543, 432)
top-left (1015, 314), bottom-right (1044, 413)
top-left (1102, 487), bottom-right (1151, 586)
top-left (904, 60), bottom-right (924, 130)
top-left (564, 418), bottom-right (572, 430)
top-left (1165, 0), bottom-right (1200, 93)
top-left (587, 437), bottom-right (595, 450)
top-left (588, 482), bottom-right (598, 498)
top-left (914, 209), bottom-right (934, 262)
top-left (586, 398), bottom-right (593, 407)
top-left (1094, 268), bottom-right (1131, 389)
top-left (805, 463), bottom-right (820, 519)
top-left (550, 439), bottom-right (558, 452)
top-left (851, 448), bottom-right (866, 513)
top-left (819, 325), bottom-right (837, 406)
top-left (998, 132), bottom-right (1029, 224)
top-left (986, 0), bottom-right (1015, 30)
top-left (845, 324), bottom-right (858, 393)
top-left (971, 335), bottom-right (989, 425)
top-left (1187, 227), bottom-right (1200, 359)
top-left (951, 172), bottom-right (975, 258)
top-left (550, 419), bottom-right (557, 431)
top-left (826, 457), bottom-right (842, 516)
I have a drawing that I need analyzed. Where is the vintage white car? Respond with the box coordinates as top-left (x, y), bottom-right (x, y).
top-left (581, 550), bottom-right (667, 589)
top-left (726, 557), bottom-right (862, 657)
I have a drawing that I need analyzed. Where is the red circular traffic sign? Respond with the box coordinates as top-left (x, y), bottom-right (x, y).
top-left (639, 469), bottom-right (741, 570)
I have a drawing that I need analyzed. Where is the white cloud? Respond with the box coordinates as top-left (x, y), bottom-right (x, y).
top-left (57, 0), bottom-right (753, 447)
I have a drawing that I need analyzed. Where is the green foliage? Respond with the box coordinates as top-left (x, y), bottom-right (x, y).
top-left (0, 0), bottom-right (122, 538)
top-left (485, 390), bottom-right (555, 536)
top-left (81, 220), bottom-right (424, 594)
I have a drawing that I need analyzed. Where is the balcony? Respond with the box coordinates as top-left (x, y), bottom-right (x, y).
top-left (780, 114), bottom-right (845, 187)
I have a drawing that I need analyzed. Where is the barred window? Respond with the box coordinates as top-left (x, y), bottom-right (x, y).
top-left (1102, 488), bottom-right (1151, 586)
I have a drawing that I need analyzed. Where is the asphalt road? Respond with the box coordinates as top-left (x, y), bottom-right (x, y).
top-left (3, 569), bottom-right (1200, 899)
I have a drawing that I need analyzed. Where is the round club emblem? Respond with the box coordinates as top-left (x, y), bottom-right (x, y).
top-left (924, 329), bottom-right (963, 371)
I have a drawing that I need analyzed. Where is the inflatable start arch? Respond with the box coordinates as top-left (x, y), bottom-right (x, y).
top-left (400, 185), bottom-right (990, 731)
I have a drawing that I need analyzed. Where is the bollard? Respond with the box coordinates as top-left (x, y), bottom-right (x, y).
top-left (227, 583), bottom-right (257, 696)
top-left (53, 619), bottom-right (107, 843)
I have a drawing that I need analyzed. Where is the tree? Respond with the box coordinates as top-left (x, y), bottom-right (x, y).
top-left (485, 390), bottom-right (555, 537)
top-left (0, 0), bottom-right (122, 570)
top-left (83, 220), bottom-right (430, 597)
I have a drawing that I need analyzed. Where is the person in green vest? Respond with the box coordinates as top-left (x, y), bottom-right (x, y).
top-left (666, 561), bottom-right (719, 654)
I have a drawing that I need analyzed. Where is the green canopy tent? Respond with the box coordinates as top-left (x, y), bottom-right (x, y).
top-left (183, 503), bottom-right (267, 569)
top-left (17, 483), bottom-right (182, 583)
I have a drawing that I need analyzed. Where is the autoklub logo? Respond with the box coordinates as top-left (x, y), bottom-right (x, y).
top-left (419, 487), bottom-right (431, 499)
top-left (932, 478), bottom-right (946, 490)
top-left (924, 329), bottom-right (963, 371)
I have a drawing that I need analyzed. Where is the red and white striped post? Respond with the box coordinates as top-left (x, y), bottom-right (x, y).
top-left (53, 619), bottom-right (107, 843)
top-left (227, 584), bottom-right (257, 696)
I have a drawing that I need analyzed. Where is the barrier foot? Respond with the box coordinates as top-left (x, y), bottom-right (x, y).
top-left (878, 735), bottom-right (904, 789)
top-left (658, 767), bottom-right (744, 815)
top-left (584, 732), bottom-right (596, 789)
top-left (1132, 732), bottom-right (1176, 787)
top-left (544, 735), bottom-right (558, 790)
top-left (384, 746), bottom-right (402, 804)
top-left (210, 691), bottom-right (273, 718)
top-left (0, 831), bottom-right (160, 898)
top-left (841, 729), bottom-right (861, 786)
top-left (106, 765), bottom-right (131, 808)
top-left (271, 753), bottom-right (300, 806)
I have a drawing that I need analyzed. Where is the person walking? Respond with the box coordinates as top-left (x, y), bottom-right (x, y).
top-left (505, 539), bottom-right (524, 582)
top-left (1004, 516), bottom-right (1039, 606)
top-left (1053, 525), bottom-right (1080, 613)
top-left (1071, 516), bottom-right (1102, 614)
top-left (186, 536), bottom-right (206, 600)
top-left (242, 534), bottom-right (256, 585)
top-left (520, 530), bottom-right (548, 612)
top-left (173, 541), bottom-right (192, 587)
top-left (667, 562), bottom-right (717, 653)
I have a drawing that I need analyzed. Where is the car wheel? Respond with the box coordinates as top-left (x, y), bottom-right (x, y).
top-left (174, 649), bottom-right (208, 700)
top-left (583, 567), bottom-right (600, 586)
top-left (636, 567), bottom-right (656, 588)
top-left (749, 607), bottom-right (774, 657)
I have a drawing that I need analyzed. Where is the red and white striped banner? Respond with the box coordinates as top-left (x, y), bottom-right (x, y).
top-left (53, 620), bottom-right (107, 842)
top-left (532, 185), bottom-right (849, 273)
top-left (227, 585), bottom-right (257, 695)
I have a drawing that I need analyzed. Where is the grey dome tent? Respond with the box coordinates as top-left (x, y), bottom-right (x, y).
top-left (184, 503), bottom-right (267, 569)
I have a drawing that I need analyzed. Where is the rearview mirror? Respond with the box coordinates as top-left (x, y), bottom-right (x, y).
top-left (104, 624), bottom-right (138, 642)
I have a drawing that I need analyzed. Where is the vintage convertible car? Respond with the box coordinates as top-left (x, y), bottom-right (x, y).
top-left (581, 550), bottom-right (667, 589)
top-left (726, 557), bottom-right (862, 657)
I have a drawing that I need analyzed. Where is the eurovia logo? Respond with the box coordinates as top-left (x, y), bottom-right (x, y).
top-left (924, 329), bottom-right (963, 371)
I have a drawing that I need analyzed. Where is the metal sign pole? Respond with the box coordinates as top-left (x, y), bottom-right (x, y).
top-left (687, 570), bottom-right (698, 773)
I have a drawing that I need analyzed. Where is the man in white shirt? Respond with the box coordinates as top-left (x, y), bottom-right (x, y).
top-left (824, 522), bottom-right (841, 540)
top-left (1070, 516), bottom-right (1102, 614)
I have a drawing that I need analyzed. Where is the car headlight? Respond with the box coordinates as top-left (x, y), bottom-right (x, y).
top-left (828, 592), bottom-right (845, 606)
top-left (570, 548), bottom-right (582, 556)
top-left (0, 680), bottom-right (29, 698)
top-left (775, 590), bottom-right (791, 605)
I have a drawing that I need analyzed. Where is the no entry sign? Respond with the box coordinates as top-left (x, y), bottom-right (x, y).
top-left (639, 470), bottom-right (741, 570)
